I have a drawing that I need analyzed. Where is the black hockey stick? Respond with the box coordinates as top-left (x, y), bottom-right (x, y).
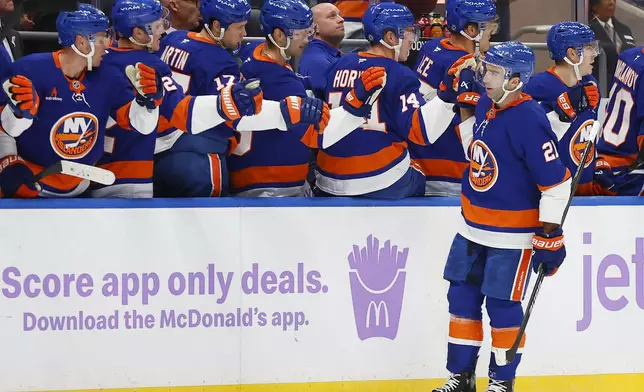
top-left (493, 120), bottom-right (601, 366)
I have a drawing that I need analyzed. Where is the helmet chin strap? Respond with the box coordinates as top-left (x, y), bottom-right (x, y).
top-left (71, 41), bottom-right (95, 71)
top-left (564, 54), bottom-right (584, 82)
top-left (380, 38), bottom-right (402, 62)
top-left (461, 27), bottom-right (485, 58)
top-left (493, 80), bottom-right (523, 105)
top-left (268, 34), bottom-right (292, 60)
top-left (204, 24), bottom-right (225, 43)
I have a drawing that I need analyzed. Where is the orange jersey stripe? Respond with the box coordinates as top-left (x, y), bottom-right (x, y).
top-left (461, 194), bottom-right (540, 229)
top-left (208, 153), bottom-right (222, 197)
top-left (115, 101), bottom-right (133, 131)
top-left (412, 158), bottom-right (469, 180)
top-left (449, 316), bottom-right (484, 342)
top-left (537, 168), bottom-right (571, 192)
top-left (601, 154), bottom-right (636, 169)
top-left (335, 0), bottom-right (370, 19)
top-left (300, 125), bottom-right (319, 149)
top-left (492, 327), bottom-right (526, 350)
top-left (511, 250), bottom-right (532, 301)
top-left (408, 110), bottom-right (426, 146)
top-left (231, 164), bottom-right (309, 190)
top-left (317, 141), bottom-right (407, 176)
top-left (169, 96), bottom-right (192, 132)
top-left (26, 161), bottom-right (83, 191)
top-left (99, 161), bottom-right (153, 180)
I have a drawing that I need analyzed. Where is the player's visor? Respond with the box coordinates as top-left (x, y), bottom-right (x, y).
top-left (292, 24), bottom-right (316, 41)
top-left (475, 60), bottom-right (509, 90)
top-left (90, 31), bottom-right (112, 47)
top-left (583, 40), bottom-right (602, 57)
top-left (483, 15), bottom-right (500, 36)
top-left (405, 25), bottom-right (420, 43)
top-left (150, 19), bottom-right (167, 36)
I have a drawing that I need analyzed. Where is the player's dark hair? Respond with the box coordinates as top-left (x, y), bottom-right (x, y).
top-left (447, 22), bottom-right (478, 35)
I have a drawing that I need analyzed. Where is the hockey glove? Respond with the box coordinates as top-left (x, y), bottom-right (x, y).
top-left (217, 79), bottom-right (263, 121)
top-left (439, 54), bottom-right (477, 104)
top-left (126, 62), bottom-right (164, 110)
top-left (342, 66), bottom-right (387, 118)
top-left (531, 227), bottom-right (566, 276)
top-left (554, 82), bottom-right (600, 122)
top-left (594, 157), bottom-right (615, 191)
top-left (454, 68), bottom-right (480, 109)
top-left (0, 155), bottom-right (40, 198)
top-left (281, 96), bottom-right (331, 132)
top-left (2, 75), bottom-right (40, 119)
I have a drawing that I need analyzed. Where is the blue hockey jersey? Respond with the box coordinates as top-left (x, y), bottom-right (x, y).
top-left (459, 94), bottom-right (571, 249)
top-left (226, 43), bottom-right (316, 197)
top-left (1, 51), bottom-right (143, 197)
top-left (411, 38), bottom-right (470, 196)
top-left (525, 67), bottom-right (601, 196)
top-left (318, 52), bottom-right (431, 196)
top-left (298, 39), bottom-right (343, 99)
top-left (597, 47), bottom-right (644, 182)
top-left (156, 30), bottom-right (239, 154)
top-left (93, 44), bottom-right (199, 198)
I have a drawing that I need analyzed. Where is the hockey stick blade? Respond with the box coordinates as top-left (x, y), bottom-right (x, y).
top-left (34, 161), bottom-right (115, 185)
top-left (494, 120), bottom-right (601, 367)
top-left (245, 79), bottom-right (261, 90)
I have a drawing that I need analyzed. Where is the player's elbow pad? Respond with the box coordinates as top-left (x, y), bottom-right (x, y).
top-left (1, 105), bottom-right (33, 137)
top-left (539, 177), bottom-right (571, 225)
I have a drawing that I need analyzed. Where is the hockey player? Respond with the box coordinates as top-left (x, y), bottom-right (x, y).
top-left (226, 0), bottom-right (331, 197)
top-left (524, 21), bottom-right (605, 196)
top-left (411, 0), bottom-right (497, 197)
top-left (155, 0), bottom-right (328, 197)
top-left (432, 41), bottom-right (571, 392)
top-left (314, 2), bottom-right (461, 199)
top-left (92, 0), bottom-right (264, 198)
top-left (0, 4), bottom-right (160, 198)
top-left (596, 45), bottom-right (644, 195)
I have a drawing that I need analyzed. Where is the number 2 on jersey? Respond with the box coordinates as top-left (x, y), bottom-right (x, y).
top-left (327, 92), bottom-right (386, 132)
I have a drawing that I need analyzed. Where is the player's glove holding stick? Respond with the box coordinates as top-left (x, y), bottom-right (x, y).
top-left (531, 227), bottom-right (566, 276)
top-left (2, 75), bottom-right (40, 119)
top-left (342, 66), bottom-right (387, 118)
top-left (554, 81), bottom-right (599, 122)
top-left (218, 78), bottom-right (263, 121)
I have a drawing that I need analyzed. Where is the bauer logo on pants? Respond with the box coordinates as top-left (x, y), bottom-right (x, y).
top-left (348, 235), bottom-right (409, 341)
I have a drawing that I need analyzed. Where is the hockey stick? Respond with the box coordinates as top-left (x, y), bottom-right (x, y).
top-left (493, 119), bottom-right (601, 367)
top-left (34, 161), bottom-right (115, 186)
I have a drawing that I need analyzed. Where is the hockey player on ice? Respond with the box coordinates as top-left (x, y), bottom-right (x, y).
top-left (92, 0), bottom-right (269, 198)
top-left (432, 41), bottom-right (570, 392)
top-left (411, 0), bottom-right (497, 197)
top-left (524, 21), bottom-right (608, 196)
top-left (0, 4), bottom-right (160, 198)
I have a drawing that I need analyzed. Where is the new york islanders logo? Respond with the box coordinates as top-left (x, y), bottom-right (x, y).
top-left (569, 120), bottom-right (595, 168)
top-left (50, 112), bottom-right (99, 159)
top-left (469, 140), bottom-right (498, 192)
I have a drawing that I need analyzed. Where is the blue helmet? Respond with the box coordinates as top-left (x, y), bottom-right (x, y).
top-left (446, 0), bottom-right (496, 34)
top-left (363, 3), bottom-right (415, 43)
top-left (56, 4), bottom-right (110, 47)
top-left (547, 21), bottom-right (597, 60)
top-left (111, 0), bottom-right (162, 38)
top-left (483, 41), bottom-right (535, 85)
top-left (260, 0), bottom-right (312, 38)
top-left (201, 0), bottom-right (251, 29)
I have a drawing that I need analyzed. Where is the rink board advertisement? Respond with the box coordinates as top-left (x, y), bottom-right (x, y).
top-left (0, 198), bottom-right (643, 392)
